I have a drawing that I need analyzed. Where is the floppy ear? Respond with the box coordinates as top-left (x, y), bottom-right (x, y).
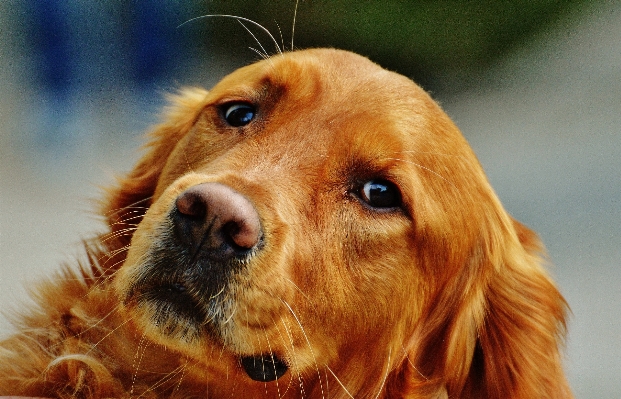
top-left (474, 220), bottom-right (572, 398)
top-left (458, 219), bottom-right (572, 398)
top-left (388, 219), bottom-right (571, 399)
top-left (98, 88), bottom-right (209, 270)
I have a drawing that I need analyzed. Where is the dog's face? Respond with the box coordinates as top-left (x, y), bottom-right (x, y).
top-left (111, 49), bottom-right (568, 397)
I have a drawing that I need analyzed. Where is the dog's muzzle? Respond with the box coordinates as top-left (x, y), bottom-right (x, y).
top-left (127, 182), bottom-right (264, 336)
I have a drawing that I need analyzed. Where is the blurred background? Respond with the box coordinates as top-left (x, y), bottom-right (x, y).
top-left (0, 1), bottom-right (619, 397)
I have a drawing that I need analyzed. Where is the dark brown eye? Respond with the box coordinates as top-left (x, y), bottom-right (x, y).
top-left (223, 103), bottom-right (255, 127)
top-left (360, 179), bottom-right (401, 209)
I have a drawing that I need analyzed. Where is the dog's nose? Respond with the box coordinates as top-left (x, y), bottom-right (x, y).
top-left (174, 183), bottom-right (262, 260)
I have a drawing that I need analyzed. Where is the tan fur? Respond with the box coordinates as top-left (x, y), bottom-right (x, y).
top-left (0, 49), bottom-right (572, 398)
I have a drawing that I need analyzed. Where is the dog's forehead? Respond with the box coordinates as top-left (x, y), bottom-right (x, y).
top-left (197, 49), bottom-right (471, 184)
top-left (211, 49), bottom-right (427, 107)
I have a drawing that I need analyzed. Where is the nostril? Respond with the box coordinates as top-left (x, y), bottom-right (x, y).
top-left (176, 191), bottom-right (207, 220)
top-left (223, 219), bottom-right (262, 251)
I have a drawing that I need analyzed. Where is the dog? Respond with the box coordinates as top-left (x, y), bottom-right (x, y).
top-left (0, 48), bottom-right (572, 398)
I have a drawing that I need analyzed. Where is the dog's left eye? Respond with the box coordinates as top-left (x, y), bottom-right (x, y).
top-left (359, 179), bottom-right (401, 209)
top-left (223, 103), bottom-right (256, 127)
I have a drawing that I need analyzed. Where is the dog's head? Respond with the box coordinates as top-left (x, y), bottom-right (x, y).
top-left (108, 49), bottom-right (570, 398)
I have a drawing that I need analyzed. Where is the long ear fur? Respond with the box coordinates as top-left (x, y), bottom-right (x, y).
top-left (97, 88), bottom-right (209, 274)
top-left (390, 220), bottom-right (571, 399)
top-left (460, 220), bottom-right (572, 398)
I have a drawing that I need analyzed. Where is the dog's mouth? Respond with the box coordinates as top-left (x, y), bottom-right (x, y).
top-left (150, 283), bottom-right (290, 382)
top-left (151, 283), bottom-right (202, 319)
top-left (126, 279), bottom-right (294, 386)
top-left (126, 278), bottom-right (216, 341)
top-left (241, 354), bottom-right (289, 382)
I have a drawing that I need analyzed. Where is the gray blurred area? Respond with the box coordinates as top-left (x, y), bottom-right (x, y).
top-left (1, 1), bottom-right (619, 397)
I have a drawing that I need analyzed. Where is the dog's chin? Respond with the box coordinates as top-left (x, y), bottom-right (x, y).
top-left (129, 285), bottom-right (220, 342)
top-left (129, 286), bottom-right (291, 382)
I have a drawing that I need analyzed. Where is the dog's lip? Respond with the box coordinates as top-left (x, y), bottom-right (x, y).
top-left (240, 353), bottom-right (289, 382)
top-left (134, 282), bottom-right (206, 320)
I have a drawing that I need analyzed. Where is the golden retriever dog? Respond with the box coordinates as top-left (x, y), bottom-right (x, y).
top-left (0, 48), bottom-right (572, 398)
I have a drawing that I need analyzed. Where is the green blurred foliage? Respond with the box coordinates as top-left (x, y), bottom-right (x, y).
top-left (185, 0), bottom-right (590, 89)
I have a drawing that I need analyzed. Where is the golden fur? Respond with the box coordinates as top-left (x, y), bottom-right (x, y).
top-left (0, 49), bottom-right (572, 398)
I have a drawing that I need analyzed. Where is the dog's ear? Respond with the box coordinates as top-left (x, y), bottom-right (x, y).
top-left (439, 219), bottom-right (572, 398)
top-left (460, 219), bottom-right (572, 398)
top-left (390, 219), bottom-right (571, 398)
top-left (99, 88), bottom-right (209, 266)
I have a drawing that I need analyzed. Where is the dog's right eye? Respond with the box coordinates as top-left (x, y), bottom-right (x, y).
top-left (223, 103), bottom-right (256, 127)
top-left (359, 179), bottom-right (402, 210)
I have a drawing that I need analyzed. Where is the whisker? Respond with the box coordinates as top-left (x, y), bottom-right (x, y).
top-left (237, 20), bottom-right (270, 59)
top-left (274, 20), bottom-right (285, 54)
top-left (401, 343), bottom-right (428, 380)
top-left (221, 299), bottom-right (237, 325)
top-left (85, 317), bottom-right (133, 355)
top-left (273, 308), bottom-right (306, 397)
top-left (386, 157), bottom-right (458, 189)
top-left (257, 322), bottom-right (285, 398)
top-left (171, 358), bottom-right (190, 396)
top-left (136, 362), bottom-right (189, 398)
top-left (177, 14), bottom-right (282, 55)
top-left (280, 299), bottom-right (326, 399)
top-left (109, 213), bottom-right (144, 225)
top-left (105, 244), bottom-right (131, 259)
top-left (373, 347), bottom-right (392, 399)
top-left (100, 229), bottom-right (137, 244)
top-left (130, 331), bottom-right (150, 395)
top-left (104, 198), bottom-right (151, 219)
top-left (209, 285), bottom-right (227, 301)
top-left (267, 312), bottom-right (298, 396)
top-left (72, 303), bottom-right (123, 338)
top-left (282, 277), bottom-right (312, 302)
top-left (263, 308), bottom-right (303, 397)
top-left (90, 249), bottom-right (129, 283)
top-left (249, 46), bottom-right (269, 61)
top-left (326, 366), bottom-right (355, 399)
top-left (291, 0), bottom-right (300, 51)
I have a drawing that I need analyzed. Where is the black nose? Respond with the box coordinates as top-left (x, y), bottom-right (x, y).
top-left (173, 183), bottom-right (263, 261)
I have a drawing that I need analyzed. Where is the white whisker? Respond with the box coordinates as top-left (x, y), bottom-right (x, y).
top-left (136, 362), bottom-right (189, 398)
top-left (177, 14), bottom-right (282, 55)
top-left (283, 277), bottom-right (312, 302)
top-left (386, 157), bottom-right (458, 189)
top-left (238, 20), bottom-right (270, 59)
top-left (85, 317), bottom-right (133, 355)
top-left (221, 299), bottom-right (237, 325)
top-left (326, 365), bottom-right (355, 399)
top-left (130, 331), bottom-right (149, 395)
top-left (373, 348), bottom-right (392, 399)
top-left (249, 46), bottom-right (269, 60)
top-left (72, 303), bottom-right (123, 337)
top-left (104, 198), bottom-right (151, 219)
top-left (274, 20), bottom-right (285, 54)
top-left (171, 358), bottom-right (190, 396)
top-left (291, 0), bottom-right (300, 51)
top-left (401, 343), bottom-right (428, 380)
top-left (280, 299), bottom-right (326, 399)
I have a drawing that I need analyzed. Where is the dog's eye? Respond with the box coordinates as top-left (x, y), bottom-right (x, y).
top-left (223, 103), bottom-right (255, 127)
top-left (360, 180), bottom-right (401, 209)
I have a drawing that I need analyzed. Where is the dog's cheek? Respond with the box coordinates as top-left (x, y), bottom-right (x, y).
top-left (333, 214), bottom-right (421, 327)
